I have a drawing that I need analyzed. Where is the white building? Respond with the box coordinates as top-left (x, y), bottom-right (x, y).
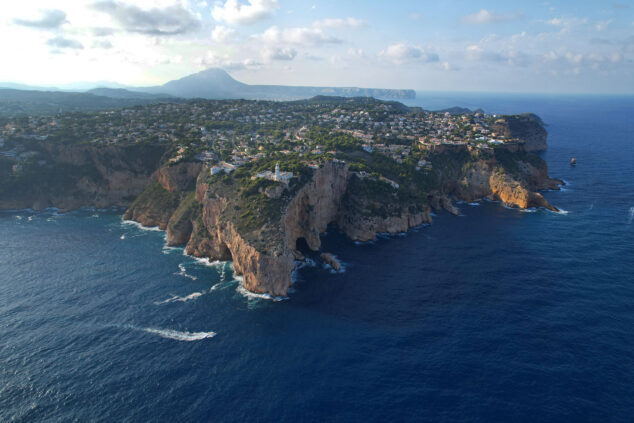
top-left (255, 162), bottom-right (293, 184)
top-left (210, 161), bottom-right (236, 175)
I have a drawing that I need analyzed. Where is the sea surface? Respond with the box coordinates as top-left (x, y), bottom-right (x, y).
top-left (1, 94), bottom-right (633, 422)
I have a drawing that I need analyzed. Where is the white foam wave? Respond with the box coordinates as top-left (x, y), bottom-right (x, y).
top-left (191, 256), bottom-right (225, 268)
top-left (236, 284), bottom-right (287, 302)
top-left (27, 216), bottom-right (33, 221)
top-left (141, 327), bottom-right (216, 341)
top-left (120, 234), bottom-right (126, 240)
top-left (468, 202), bottom-right (481, 206)
top-left (121, 219), bottom-right (162, 231)
top-left (175, 263), bottom-right (197, 280)
top-left (291, 258), bottom-right (317, 284)
top-left (628, 207), bottom-right (634, 224)
top-left (154, 283), bottom-right (221, 305)
top-left (549, 208), bottom-right (569, 215)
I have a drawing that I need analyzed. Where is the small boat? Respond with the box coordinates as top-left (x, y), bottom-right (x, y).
top-left (570, 158), bottom-right (577, 166)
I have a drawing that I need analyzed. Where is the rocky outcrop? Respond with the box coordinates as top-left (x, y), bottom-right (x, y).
top-left (320, 253), bottom-right (341, 271)
top-left (452, 157), bottom-right (561, 211)
top-left (0, 143), bottom-right (166, 211)
top-left (283, 161), bottom-right (349, 251)
top-left (338, 206), bottom-right (431, 242)
top-left (156, 161), bottom-right (202, 193)
top-left (490, 114), bottom-right (547, 152)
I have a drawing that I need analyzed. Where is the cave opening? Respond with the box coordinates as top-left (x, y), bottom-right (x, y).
top-left (294, 237), bottom-right (312, 256)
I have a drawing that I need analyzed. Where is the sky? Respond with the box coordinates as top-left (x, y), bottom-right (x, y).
top-left (1, 0), bottom-right (633, 93)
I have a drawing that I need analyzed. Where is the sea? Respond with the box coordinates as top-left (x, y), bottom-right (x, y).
top-left (1, 93), bottom-right (633, 422)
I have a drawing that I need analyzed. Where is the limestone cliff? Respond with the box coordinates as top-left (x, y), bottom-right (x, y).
top-left (450, 149), bottom-right (562, 210)
top-left (490, 114), bottom-right (547, 152)
top-left (0, 143), bottom-right (166, 211)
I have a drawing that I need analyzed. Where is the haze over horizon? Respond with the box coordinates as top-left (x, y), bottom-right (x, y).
top-left (1, 0), bottom-right (633, 94)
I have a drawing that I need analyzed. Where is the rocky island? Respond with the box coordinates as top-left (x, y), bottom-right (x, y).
top-left (0, 97), bottom-right (562, 297)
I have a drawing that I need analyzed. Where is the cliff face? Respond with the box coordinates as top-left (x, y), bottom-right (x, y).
top-left (490, 114), bottom-right (547, 152)
top-left (283, 161), bottom-right (349, 251)
top-left (187, 161), bottom-right (433, 296)
top-left (451, 152), bottom-right (561, 210)
top-left (0, 143), bottom-right (166, 211)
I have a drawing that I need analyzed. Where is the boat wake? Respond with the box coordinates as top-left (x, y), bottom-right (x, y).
top-left (138, 326), bottom-right (216, 341)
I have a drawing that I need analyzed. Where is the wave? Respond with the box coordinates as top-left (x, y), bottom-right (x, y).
top-left (628, 207), bottom-right (634, 224)
top-left (468, 202), bottom-right (481, 206)
top-left (121, 219), bottom-right (162, 231)
top-left (549, 208), bottom-right (569, 215)
top-left (291, 258), bottom-right (317, 284)
top-left (236, 284), bottom-right (288, 302)
top-left (154, 283), bottom-right (222, 305)
top-left (190, 256), bottom-right (226, 268)
top-left (175, 263), bottom-right (197, 281)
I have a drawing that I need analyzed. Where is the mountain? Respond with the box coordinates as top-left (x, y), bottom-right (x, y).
top-left (135, 68), bottom-right (416, 100)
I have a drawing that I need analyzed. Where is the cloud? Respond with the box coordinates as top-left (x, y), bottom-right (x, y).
top-left (259, 26), bottom-right (341, 45)
top-left (462, 9), bottom-right (523, 24)
top-left (47, 36), bottom-right (83, 49)
top-left (91, 27), bottom-right (116, 37)
top-left (212, 25), bottom-right (235, 42)
top-left (313, 17), bottom-right (368, 29)
top-left (262, 47), bottom-right (297, 61)
top-left (595, 20), bottom-right (612, 31)
top-left (13, 9), bottom-right (67, 29)
top-left (91, 1), bottom-right (201, 35)
top-left (92, 39), bottom-right (113, 49)
top-left (212, 0), bottom-right (279, 25)
top-left (195, 51), bottom-right (261, 69)
top-left (379, 43), bottom-right (439, 64)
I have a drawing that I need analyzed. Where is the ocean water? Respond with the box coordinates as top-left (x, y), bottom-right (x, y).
top-left (1, 94), bottom-right (633, 422)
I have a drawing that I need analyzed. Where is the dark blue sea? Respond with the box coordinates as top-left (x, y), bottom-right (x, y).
top-left (1, 94), bottom-right (633, 422)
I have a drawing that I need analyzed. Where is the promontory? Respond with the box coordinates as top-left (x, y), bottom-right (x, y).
top-left (0, 96), bottom-right (562, 297)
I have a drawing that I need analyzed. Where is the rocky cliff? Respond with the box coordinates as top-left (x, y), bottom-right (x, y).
top-left (0, 135), bottom-right (562, 299)
top-left (490, 114), bottom-right (547, 152)
top-left (0, 143), bottom-right (166, 211)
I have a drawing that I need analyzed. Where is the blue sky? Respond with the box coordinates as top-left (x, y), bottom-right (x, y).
top-left (1, 0), bottom-right (632, 93)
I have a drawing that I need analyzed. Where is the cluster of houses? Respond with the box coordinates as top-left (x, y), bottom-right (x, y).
top-left (1, 98), bottom-right (521, 178)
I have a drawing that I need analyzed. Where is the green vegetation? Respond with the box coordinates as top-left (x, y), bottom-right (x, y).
top-left (128, 181), bottom-right (181, 214)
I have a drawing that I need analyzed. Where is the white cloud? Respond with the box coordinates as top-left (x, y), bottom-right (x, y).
top-left (313, 17), bottom-right (367, 29)
top-left (347, 48), bottom-right (364, 57)
top-left (212, 0), bottom-right (278, 25)
top-left (195, 51), bottom-right (261, 69)
top-left (262, 47), bottom-right (297, 61)
top-left (13, 9), bottom-right (67, 29)
top-left (47, 36), bottom-right (84, 49)
top-left (462, 9), bottom-right (523, 24)
top-left (91, 1), bottom-right (201, 35)
top-left (212, 25), bottom-right (235, 42)
top-left (595, 20), bottom-right (612, 31)
top-left (379, 43), bottom-right (439, 64)
top-left (92, 39), bottom-right (113, 49)
top-left (259, 25), bottom-right (341, 45)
